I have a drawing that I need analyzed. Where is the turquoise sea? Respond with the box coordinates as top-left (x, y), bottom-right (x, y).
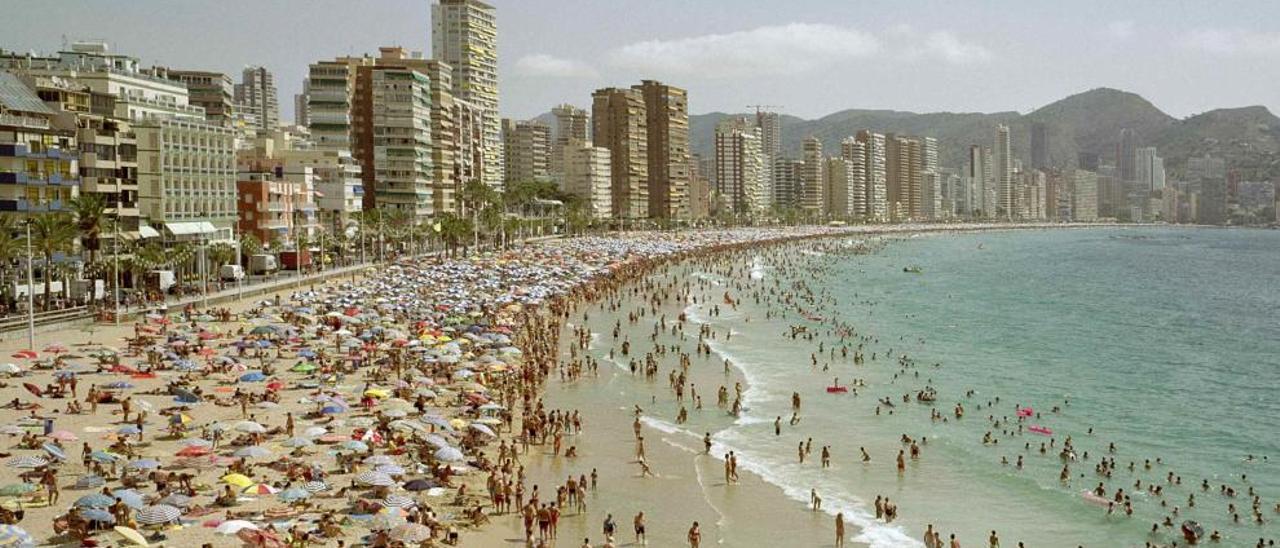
top-left (688, 227), bottom-right (1280, 546)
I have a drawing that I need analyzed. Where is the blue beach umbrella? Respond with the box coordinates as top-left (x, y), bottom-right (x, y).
top-left (278, 487), bottom-right (310, 503)
top-left (80, 508), bottom-right (115, 524)
top-left (104, 381), bottom-right (134, 390)
top-left (239, 371), bottom-right (267, 382)
top-left (41, 443), bottom-right (66, 461)
top-left (0, 525), bottom-right (34, 548)
top-left (126, 459), bottom-right (160, 470)
top-left (111, 489), bottom-right (145, 509)
top-left (89, 450), bottom-right (121, 463)
top-left (116, 425), bottom-right (141, 435)
top-left (74, 493), bottom-right (116, 508)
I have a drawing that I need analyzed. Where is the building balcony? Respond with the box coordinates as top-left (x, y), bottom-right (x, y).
top-left (0, 114), bottom-right (50, 130)
top-left (0, 172), bottom-right (27, 184)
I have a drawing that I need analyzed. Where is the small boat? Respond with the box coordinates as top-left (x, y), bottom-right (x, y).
top-left (902, 266), bottom-right (922, 274)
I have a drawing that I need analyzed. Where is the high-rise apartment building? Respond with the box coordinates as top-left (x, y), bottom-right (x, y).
top-left (280, 148), bottom-right (363, 234)
top-left (823, 157), bottom-right (855, 219)
top-left (1030, 122), bottom-right (1048, 170)
top-left (638, 80), bottom-right (689, 219)
top-left (294, 78), bottom-right (309, 127)
top-left (994, 124), bottom-right (1014, 219)
top-left (1135, 146), bottom-right (1164, 191)
top-left (159, 69), bottom-right (235, 126)
top-left (432, 0), bottom-right (500, 189)
top-left (365, 67), bottom-right (433, 217)
top-left (885, 134), bottom-right (921, 221)
top-left (1071, 169), bottom-right (1098, 221)
top-left (714, 117), bottom-right (766, 216)
top-left (561, 140), bottom-right (612, 220)
top-left (0, 72), bottom-right (81, 223)
top-left (501, 118), bottom-right (551, 186)
top-left (687, 152), bottom-right (710, 219)
top-left (799, 137), bottom-right (824, 215)
top-left (235, 66), bottom-right (279, 131)
top-left (772, 158), bottom-right (801, 211)
top-left (839, 137), bottom-right (867, 218)
top-left (855, 130), bottom-right (887, 222)
top-left (550, 103), bottom-right (589, 179)
top-left (306, 58), bottom-right (363, 152)
top-left (1116, 127), bottom-right (1140, 183)
top-left (591, 87), bottom-right (648, 220)
top-left (756, 111), bottom-right (781, 208)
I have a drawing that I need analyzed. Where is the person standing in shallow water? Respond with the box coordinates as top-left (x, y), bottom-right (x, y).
top-left (687, 521), bottom-right (701, 547)
top-left (835, 512), bottom-right (846, 547)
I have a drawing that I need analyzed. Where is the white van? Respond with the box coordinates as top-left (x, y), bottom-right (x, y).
top-left (220, 264), bottom-right (245, 281)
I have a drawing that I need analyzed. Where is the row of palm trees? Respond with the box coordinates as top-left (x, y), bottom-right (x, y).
top-left (0, 179), bottom-right (601, 314)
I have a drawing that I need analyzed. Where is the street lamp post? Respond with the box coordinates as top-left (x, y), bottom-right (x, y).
top-left (24, 221), bottom-right (35, 350)
top-left (113, 200), bottom-right (121, 326)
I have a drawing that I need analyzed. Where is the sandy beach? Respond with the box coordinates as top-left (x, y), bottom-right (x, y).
top-left (0, 223), bottom-right (1110, 548)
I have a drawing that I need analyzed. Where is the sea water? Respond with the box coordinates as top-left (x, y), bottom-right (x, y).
top-left (688, 227), bottom-right (1280, 547)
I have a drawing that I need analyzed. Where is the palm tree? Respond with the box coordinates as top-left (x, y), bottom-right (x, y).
top-left (0, 217), bottom-right (22, 309)
top-left (68, 194), bottom-right (108, 266)
top-left (241, 233), bottom-right (262, 258)
top-left (27, 213), bottom-right (77, 310)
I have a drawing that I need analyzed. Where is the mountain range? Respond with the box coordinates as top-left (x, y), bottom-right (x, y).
top-left (681, 88), bottom-right (1280, 181)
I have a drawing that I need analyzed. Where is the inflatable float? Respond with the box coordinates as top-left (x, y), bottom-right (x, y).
top-left (1028, 425), bottom-right (1053, 436)
top-left (1080, 490), bottom-right (1111, 507)
top-left (825, 386), bottom-right (848, 393)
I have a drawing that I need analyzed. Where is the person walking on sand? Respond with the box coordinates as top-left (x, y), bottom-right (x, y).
top-left (836, 512), bottom-right (846, 547)
top-left (688, 521), bottom-right (702, 548)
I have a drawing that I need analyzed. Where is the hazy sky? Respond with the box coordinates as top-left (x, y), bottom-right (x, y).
top-left (5, 0), bottom-right (1280, 122)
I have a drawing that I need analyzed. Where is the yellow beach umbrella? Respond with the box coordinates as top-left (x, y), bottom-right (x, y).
top-left (363, 389), bottom-right (390, 399)
top-left (220, 473), bottom-right (254, 488)
top-left (114, 525), bottom-right (149, 547)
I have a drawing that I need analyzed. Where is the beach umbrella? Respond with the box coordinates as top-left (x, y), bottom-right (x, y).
top-left (233, 446), bottom-right (274, 459)
top-left (178, 438), bottom-right (213, 448)
top-left (74, 475), bottom-right (105, 489)
top-left (0, 426), bottom-right (22, 435)
top-left (340, 440), bottom-right (369, 452)
top-left (380, 494), bottom-right (416, 509)
top-left (354, 471), bottom-right (394, 487)
top-left (290, 362), bottom-right (317, 373)
top-left (135, 504), bottom-right (182, 525)
top-left (277, 487), bottom-right (310, 502)
top-left (348, 417), bottom-right (376, 428)
top-left (0, 364), bottom-right (20, 375)
top-left (433, 446), bottom-right (465, 462)
top-left (250, 326), bottom-right (279, 335)
top-left (173, 389), bottom-right (200, 403)
top-left (158, 493), bottom-right (193, 507)
top-left (42, 443), bottom-right (67, 461)
top-left (117, 425), bottom-right (142, 435)
top-left (381, 408), bottom-right (408, 419)
top-left (420, 415), bottom-right (453, 431)
top-left (239, 371), bottom-right (267, 382)
top-left (113, 525), bottom-right (149, 547)
top-left (302, 426), bottom-right (328, 438)
top-left (281, 437), bottom-right (313, 448)
top-left (75, 493), bottom-right (116, 508)
top-left (375, 464), bottom-right (405, 476)
top-left (4, 456), bottom-right (47, 469)
top-left (111, 489), bottom-right (146, 509)
top-left (0, 484), bottom-right (35, 498)
top-left (234, 420), bottom-right (266, 433)
top-left (469, 423), bottom-right (496, 437)
top-left (215, 520), bottom-right (258, 535)
top-left (242, 484), bottom-right (278, 495)
top-left (389, 523), bottom-right (432, 544)
top-left (127, 459), bottom-right (161, 470)
top-left (81, 508), bottom-right (116, 524)
top-left (221, 473), bottom-right (254, 488)
top-left (104, 381), bottom-right (134, 389)
top-left (302, 480), bottom-right (330, 494)
top-left (0, 525), bottom-right (35, 548)
top-left (10, 351), bottom-right (36, 360)
top-left (401, 479), bottom-right (435, 492)
top-left (47, 430), bottom-right (77, 442)
top-left (368, 511), bottom-right (407, 531)
top-left (320, 405), bottom-right (345, 415)
top-left (89, 450), bottom-right (122, 463)
top-left (363, 455), bottom-right (395, 466)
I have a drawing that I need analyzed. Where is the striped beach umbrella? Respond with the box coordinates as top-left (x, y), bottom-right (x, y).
top-left (375, 464), bottom-right (405, 476)
top-left (433, 446), bottom-right (465, 462)
top-left (89, 450), bottom-right (122, 463)
top-left (74, 475), bottom-right (106, 489)
top-left (380, 494), bottom-right (416, 509)
top-left (158, 493), bottom-right (193, 507)
top-left (135, 503), bottom-right (182, 525)
top-left (302, 480), bottom-right (330, 493)
top-left (0, 484), bottom-right (36, 497)
top-left (242, 484), bottom-right (279, 495)
top-left (354, 471), bottom-right (394, 487)
top-left (0, 525), bottom-right (34, 547)
top-left (233, 446), bottom-right (274, 459)
top-left (4, 456), bottom-right (47, 469)
top-left (362, 455), bottom-right (395, 466)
